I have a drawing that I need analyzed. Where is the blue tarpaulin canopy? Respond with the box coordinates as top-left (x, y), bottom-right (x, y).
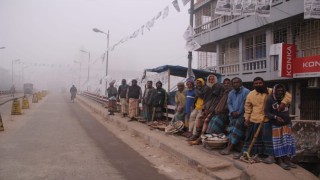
top-left (143, 65), bottom-right (221, 82)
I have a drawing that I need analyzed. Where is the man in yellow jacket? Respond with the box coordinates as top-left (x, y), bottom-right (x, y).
top-left (243, 77), bottom-right (291, 164)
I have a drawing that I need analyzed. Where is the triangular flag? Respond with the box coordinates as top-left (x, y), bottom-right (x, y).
top-left (172, 0), bottom-right (180, 12)
top-left (141, 25), bottom-right (145, 35)
top-left (162, 6), bottom-right (169, 19)
top-left (155, 11), bottom-right (162, 19)
top-left (181, 0), bottom-right (190, 6)
top-left (146, 17), bottom-right (155, 31)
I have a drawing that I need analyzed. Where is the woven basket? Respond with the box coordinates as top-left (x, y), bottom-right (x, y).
top-left (203, 139), bottom-right (228, 149)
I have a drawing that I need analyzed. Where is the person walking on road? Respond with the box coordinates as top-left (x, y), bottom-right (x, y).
top-left (70, 85), bottom-right (77, 102)
top-left (127, 79), bottom-right (142, 121)
top-left (118, 79), bottom-right (129, 117)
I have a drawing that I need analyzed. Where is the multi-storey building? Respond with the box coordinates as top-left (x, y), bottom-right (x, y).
top-left (193, 0), bottom-right (320, 120)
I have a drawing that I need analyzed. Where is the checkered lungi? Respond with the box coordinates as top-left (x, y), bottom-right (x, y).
top-left (120, 98), bottom-right (128, 114)
top-left (228, 116), bottom-right (245, 145)
top-left (206, 114), bottom-right (229, 134)
top-left (128, 98), bottom-right (139, 118)
top-left (108, 99), bottom-right (117, 112)
top-left (242, 122), bottom-right (273, 156)
top-left (272, 124), bottom-right (296, 157)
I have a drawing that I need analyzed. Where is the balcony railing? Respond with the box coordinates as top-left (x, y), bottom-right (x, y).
top-left (194, 0), bottom-right (285, 36)
top-left (243, 59), bottom-right (267, 73)
top-left (218, 63), bottom-right (240, 75)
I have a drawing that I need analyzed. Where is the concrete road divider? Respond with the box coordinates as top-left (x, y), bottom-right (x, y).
top-left (11, 99), bottom-right (22, 115)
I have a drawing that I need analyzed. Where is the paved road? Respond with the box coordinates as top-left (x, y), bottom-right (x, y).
top-left (0, 93), bottom-right (170, 180)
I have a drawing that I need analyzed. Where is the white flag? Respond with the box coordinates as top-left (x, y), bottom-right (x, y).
top-left (242, 0), bottom-right (256, 16)
top-left (181, 0), bottom-right (190, 6)
top-left (232, 0), bottom-right (243, 16)
top-left (304, 0), bottom-right (313, 19)
top-left (185, 39), bottom-right (201, 51)
top-left (162, 6), bottom-right (169, 19)
top-left (310, 0), bottom-right (320, 19)
top-left (215, 0), bottom-right (232, 16)
top-left (172, 0), bottom-right (180, 12)
top-left (183, 25), bottom-right (195, 41)
top-left (256, 0), bottom-right (271, 17)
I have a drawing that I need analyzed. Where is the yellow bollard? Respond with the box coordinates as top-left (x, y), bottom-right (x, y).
top-left (37, 92), bottom-right (42, 100)
top-left (0, 113), bottom-right (4, 131)
top-left (32, 93), bottom-right (38, 103)
top-left (11, 99), bottom-right (22, 115)
top-left (22, 96), bottom-right (30, 109)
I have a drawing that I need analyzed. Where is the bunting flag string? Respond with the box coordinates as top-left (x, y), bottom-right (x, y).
top-left (108, 0), bottom-right (190, 53)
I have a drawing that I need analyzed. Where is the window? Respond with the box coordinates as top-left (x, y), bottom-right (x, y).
top-left (219, 39), bottom-right (239, 65)
top-left (244, 32), bottom-right (266, 61)
top-left (274, 28), bottom-right (287, 43)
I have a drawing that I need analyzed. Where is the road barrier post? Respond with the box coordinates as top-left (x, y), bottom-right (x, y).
top-left (22, 96), bottom-right (29, 109)
top-left (37, 92), bottom-right (42, 100)
top-left (11, 99), bottom-right (22, 115)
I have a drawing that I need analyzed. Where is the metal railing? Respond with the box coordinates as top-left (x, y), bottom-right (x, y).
top-left (80, 91), bottom-right (175, 119)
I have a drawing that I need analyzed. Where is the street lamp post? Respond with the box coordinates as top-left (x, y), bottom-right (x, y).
top-left (12, 59), bottom-right (20, 86)
top-left (73, 60), bottom-right (82, 90)
top-left (92, 28), bottom-right (109, 77)
top-left (80, 50), bottom-right (90, 90)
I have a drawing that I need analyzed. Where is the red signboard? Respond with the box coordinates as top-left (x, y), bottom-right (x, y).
top-left (281, 44), bottom-right (296, 77)
top-left (293, 55), bottom-right (320, 78)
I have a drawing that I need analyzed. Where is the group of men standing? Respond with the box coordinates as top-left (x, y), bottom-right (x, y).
top-left (105, 75), bottom-right (297, 171)
top-left (106, 79), bottom-right (168, 124)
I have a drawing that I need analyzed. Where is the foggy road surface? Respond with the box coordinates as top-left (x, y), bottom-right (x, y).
top-left (0, 93), bottom-right (170, 180)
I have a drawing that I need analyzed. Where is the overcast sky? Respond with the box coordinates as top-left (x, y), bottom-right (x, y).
top-left (0, 0), bottom-right (194, 84)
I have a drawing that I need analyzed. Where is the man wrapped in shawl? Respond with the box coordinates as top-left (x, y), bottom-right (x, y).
top-left (106, 80), bottom-right (118, 115)
top-left (243, 77), bottom-right (292, 164)
top-left (264, 84), bottom-right (297, 170)
top-left (150, 81), bottom-right (167, 121)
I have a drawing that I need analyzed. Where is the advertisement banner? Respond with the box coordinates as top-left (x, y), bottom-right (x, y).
top-left (280, 44), bottom-right (296, 77)
top-left (293, 55), bottom-right (320, 78)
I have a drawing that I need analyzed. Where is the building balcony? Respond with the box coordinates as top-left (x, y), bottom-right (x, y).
top-left (194, 0), bottom-right (303, 48)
